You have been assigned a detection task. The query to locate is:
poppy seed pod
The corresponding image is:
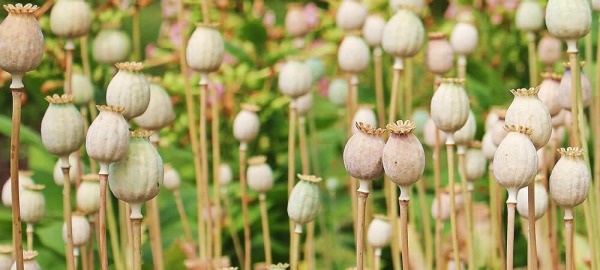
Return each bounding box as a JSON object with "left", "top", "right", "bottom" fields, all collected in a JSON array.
[
  {"left": 287, "top": 174, "right": 321, "bottom": 227},
  {"left": 515, "top": 0, "right": 544, "bottom": 32},
  {"left": 163, "top": 165, "right": 181, "bottom": 192},
  {"left": 0, "top": 245, "right": 13, "bottom": 269},
  {"left": 338, "top": 35, "right": 370, "bottom": 74},
  {"left": 50, "top": 0, "right": 92, "bottom": 38},
  {"left": 425, "top": 32, "right": 454, "bottom": 75},
  {"left": 106, "top": 62, "right": 150, "bottom": 120},
  {"left": 63, "top": 212, "right": 90, "bottom": 247},
  {"left": 186, "top": 24, "right": 224, "bottom": 74},
  {"left": 490, "top": 111, "right": 507, "bottom": 146},
  {"left": 382, "top": 120, "right": 426, "bottom": 200},
  {"left": 219, "top": 163, "right": 233, "bottom": 186},
  {"left": 482, "top": 133, "right": 497, "bottom": 160},
  {"left": 546, "top": 0, "right": 591, "bottom": 49},
  {"left": 559, "top": 64, "right": 592, "bottom": 109},
  {"left": 516, "top": 180, "right": 548, "bottom": 220},
  {"left": 431, "top": 189, "right": 464, "bottom": 221},
  {"left": 11, "top": 250, "right": 40, "bottom": 270},
  {"left": 538, "top": 73, "right": 562, "bottom": 116},
  {"left": 423, "top": 117, "right": 447, "bottom": 149},
  {"left": 336, "top": 0, "right": 367, "bottom": 32},
  {"left": 493, "top": 126, "right": 538, "bottom": 203},
  {"left": 247, "top": 156, "right": 274, "bottom": 194},
  {"left": 86, "top": 105, "right": 130, "bottom": 174},
  {"left": 390, "top": 0, "right": 425, "bottom": 13},
  {"left": 382, "top": 8, "right": 425, "bottom": 59},
  {"left": 465, "top": 147, "right": 486, "bottom": 184},
  {"left": 537, "top": 34, "right": 562, "bottom": 66},
  {"left": 0, "top": 4, "right": 44, "bottom": 88},
  {"left": 551, "top": 110, "right": 568, "bottom": 129},
  {"left": 367, "top": 215, "right": 392, "bottom": 249},
  {"left": 278, "top": 60, "right": 312, "bottom": 99},
  {"left": 133, "top": 79, "right": 175, "bottom": 130},
  {"left": 351, "top": 106, "right": 377, "bottom": 134},
  {"left": 328, "top": 79, "right": 348, "bottom": 107},
  {"left": 549, "top": 147, "right": 590, "bottom": 211},
  {"left": 20, "top": 184, "right": 45, "bottom": 224},
  {"left": 450, "top": 21, "right": 478, "bottom": 56},
  {"left": 41, "top": 95, "right": 85, "bottom": 156},
  {"left": 92, "top": 26, "right": 131, "bottom": 64},
  {"left": 2, "top": 171, "right": 34, "bottom": 207},
  {"left": 71, "top": 72, "right": 94, "bottom": 106},
  {"left": 485, "top": 109, "right": 500, "bottom": 131},
  {"left": 343, "top": 122, "right": 385, "bottom": 183},
  {"left": 53, "top": 155, "right": 80, "bottom": 186},
  {"left": 430, "top": 78, "right": 470, "bottom": 136},
  {"left": 285, "top": 4, "right": 308, "bottom": 38},
  {"left": 76, "top": 174, "right": 100, "bottom": 214},
  {"left": 362, "top": 15, "right": 385, "bottom": 47},
  {"left": 233, "top": 104, "right": 260, "bottom": 144},
  {"left": 295, "top": 92, "right": 313, "bottom": 117},
  {"left": 454, "top": 110, "right": 476, "bottom": 149},
  {"left": 505, "top": 87, "right": 552, "bottom": 150}
]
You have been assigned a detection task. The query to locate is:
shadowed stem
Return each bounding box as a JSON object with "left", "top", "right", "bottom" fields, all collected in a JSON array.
[
  {"left": 259, "top": 194, "right": 272, "bottom": 266},
  {"left": 10, "top": 87, "right": 24, "bottom": 270},
  {"left": 199, "top": 80, "right": 213, "bottom": 261},
  {"left": 62, "top": 163, "right": 76, "bottom": 270},
  {"left": 400, "top": 198, "right": 410, "bottom": 270},
  {"left": 527, "top": 32, "right": 538, "bottom": 87},
  {"left": 239, "top": 144, "right": 251, "bottom": 270},
  {"left": 291, "top": 225, "right": 302, "bottom": 270},
  {"left": 88, "top": 214, "right": 96, "bottom": 270},
  {"left": 433, "top": 76, "right": 443, "bottom": 270},
  {"left": 489, "top": 165, "right": 501, "bottom": 269},
  {"left": 174, "top": 190, "right": 194, "bottom": 240},
  {"left": 564, "top": 209, "right": 574, "bottom": 270},
  {"left": 374, "top": 47, "right": 385, "bottom": 127},
  {"left": 356, "top": 184, "right": 369, "bottom": 270},
  {"left": 527, "top": 183, "right": 538, "bottom": 270},
  {"left": 26, "top": 224, "right": 33, "bottom": 251},
  {"left": 211, "top": 82, "right": 223, "bottom": 263},
  {"left": 99, "top": 173, "right": 108, "bottom": 270},
  {"left": 288, "top": 102, "right": 297, "bottom": 264},
  {"left": 146, "top": 197, "right": 163, "bottom": 270},
  {"left": 222, "top": 190, "right": 244, "bottom": 266},
  {"left": 131, "top": 217, "right": 142, "bottom": 270},
  {"left": 446, "top": 138, "right": 460, "bottom": 267},
  {"left": 416, "top": 179, "right": 432, "bottom": 270},
  {"left": 457, "top": 150, "right": 474, "bottom": 270},
  {"left": 507, "top": 201, "right": 516, "bottom": 270}
]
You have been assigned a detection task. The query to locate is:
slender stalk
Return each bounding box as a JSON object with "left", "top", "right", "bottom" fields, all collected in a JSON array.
[
  {"left": 198, "top": 80, "right": 213, "bottom": 261},
  {"left": 80, "top": 36, "right": 91, "bottom": 78},
  {"left": 146, "top": 197, "right": 163, "bottom": 270},
  {"left": 489, "top": 165, "right": 499, "bottom": 269},
  {"left": 299, "top": 116, "right": 315, "bottom": 269},
  {"left": 433, "top": 90, "right": 443, "bottom": 270},
  {"left": 201, "top": 0, "right": 209, "bottom": 23},
  {"left": 131, "top": 217, "right": 142, "bottom": 270},
  {"left": 349, "top": 75, "right": 359, "bottom": 244},
  {"left": 26, "top": 224, "right": 33, "bottom": 251},
  {"left": 288, "top": 102, "right": 297, "bottom": 265},
  {"left": 595, "top": 19, "right": 600, "bottom": 237},
  {"left": 107, "top": 182, "right": 124, "bottom": 270},
  {"left": 118, "top": 201, "right": 129, "bottom": 269},
  {"left": 259, "top": 194, "right": 272, "bottom": 266},
  {"left": 446, "top": 138, "right": 461, "bottom": 266},
  {"left": 527, "top": 32, "right": 538, "bottom": 87},
  {"left": 374, "top": 248, "right": 382, "bottom": 270},
  {"left": 568, "top": 51, "right": 582, "bottom": 147},
  {"left": 10, "top": 88, "right": 24, "bottom": 269},
  {"left": 527, "top": 183, "right": 538, "bottom": 270},
  {"left": 583, "top": 200, "right": 597, "bottom": 270},
  {"left": 416, "top": 179, "right": 432, "bottom": 270},
  {"left": 458, "top": 55, "right": 467, "bottom": 82},
  {"left": 74, "top": 249, "right": 79, "bottom": 270},
  {"left": 404, "top": 58, "right": 412, "bottom": 118},
  {"left": 388, "top": 60, "right": 403, "bottom": 270},
  {"left": 65, "top": 40, "right": 74, "bottom": 96},
  {"left": 132, "top": 7, "right": 141, "bottom": 62},
  {"left": 81, "top": 245, "right": 88, "bottom": 270},
  {"left": 388, "top": 61, "right": 403, "bottom": 123},
  {"left": 400, "top": 199, "right": 410, "bottom": 270},
  {"left": 305, "top": 222, "right": 315, "bottom": 269},
  {"left": 565, "top": 209, "right": 574, "bottom": 270},
  {"left": 98, "top": 172, "right": 109, "bottom": 270},
  {"left": 126, "top": 204, "right": 133, "bottom": 269},
  {"left": 373, "top": 47, "right": 385, "bottom": 127},
  {"left": 239, "top": 144, "right": 251, "bottom": 270},
  {"left": 88, "top": 215, "right": 96, "bottom": 270},
  {"left": 356, "top": 182, "right": 369, "bottom": 270},
  {"left": 174, "top": 190, "right": 194, "bottom": 240},
  {"left": 549, "top": 137, "right": 559, "bottom": 270},
  {"left": 291, "top": 225, "right": 302, "bottom": 270},
  {"left": 222, "top": 191, "right": 244, "bottom": 266},
  {"left": 211, "top": 81, "right": 223, "bottom": 264},
  {"left": 457, "top": 150, "right": 474, "bottom": 270},
  {"left": 507, "top": 202, "right": 516, "bottom": 270},
  {"left": 62, "top": 162, "right": 76, "bottom": 270}
]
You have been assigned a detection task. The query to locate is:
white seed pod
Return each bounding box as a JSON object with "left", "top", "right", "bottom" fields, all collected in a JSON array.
[
  {"left": 328, "top": 79, "right": 348, "bottom": 107},
  {"left": 537, "top": 35, "right": 562, "bottom": 66},
  {"left": 163, "top": 165, "right": 181, "bottom": 192},
  {"left": 485, "top": 109, "right": 500, "bottom": 131},
  {"left": 41, "top": 95, "right": 85, "bottom": 156},
  {"left": 76, "top": 174, "right": 100, "bottom": 214},
  {"left": 367, "top": 215, "right": 392, "bottom": 249},
  {"left": 2, "top": 171, "right": 35, "bottom": 207},
  {"left": 351, "top": 106, "right": 377, "bottom": 134},
  {"left": 430, "top": 79, "right": 470, "bottom": 135},
  {"left": 546, "top": 0, "right": 591, "bottom": 43},
  {"left": 219, "top": 163, "right": 233, "bottom": 186},
  {"left": 423, "top": 117, "right": 447, "bottom": 148},
  {"left": 233, "top": 104, "right": 260, "bottom": 144},
  {"left": 92, "top": 26, "right": 131, "bottom": 64},
  {"left": 53, "top": 154, "right": 81, "bottom": 186},
  {"left": 431, "top": 189, "right": 464, "bottom": 221},
  {"left": 133, "top": 80, "right": 175, "bottom": 130},
  {"left": 538, "top": 73, "right": 562, "bottom": 117},
  {"left": 106, "top": 62, "right": 150, "bottom": 120},
  {"left": 109, "top": 130, "right": 163, "bottom": 219},
  {"left": 11, "top": 250, "right": 40, "bottom": 270},
  {"left": 381, "top": 9, "right": 425, "bottom": 59},
  {"left": 0, "top": 245, "right": 13, "bottom": 270},
  {"left": 505, "top": 87, "right": 552, "bottom": 150},
  {"left": 551, "top": 109, "right": 567, "bottom": 128},
  {"left": 382, "top": 121, "right": 425, "bottom": 199},
  {"left": 336, "top": 0, "right": 367, "bottom": 32},
  {"left": 86, "top": 105, "right": 130, "bottom": 173},
  {"left": 50, "top": 0, "right": 92, "bottom": 38},
  {"left": 71, "top": 72, "right": 94, "bottom": 106},
  {"left": 338, "top": 35, "right": 370, "bottom": 74},
  {"left": 0, "top": 4, "right": 45, "bottom": 88},
  {"left": 278, "top": 60, "right": 312, "bottom": 99},
  {"left": 287, "top": 175, "right": 321, "bottom": 226},
  {"left": 247, "top": 156, "right": 274, "bottom": 194},
  {"left": 516, "top": 180, "right": 548, "bottom": 220},
  {"left": 482, "top": 132, "right": 497, "bottom": 160},
  {"left": 549, "top": 147, "right": 590, "bottom": 209},
  {"left": 390, "top": 0, "right": 425, "bottom": 13},
  {"left": 454, "top": 110, "right": 476, "bottom": 148},
  {"left": 493, "top": 126, "right": 538, "bottom": 203},
  {"left": 343, "top": 123, "right": 385, "bottom": 181},
  {"left": 285, "top": 4, "right": 308, "bottom": 38},
  {"left": 186, "top": 24, "right": 224, "bottom": 73},
  {"left": 450, "top": 21, "right": 478, "bottom": 56},
  {"left": 515, "top": 0, "right": 544, "bottom": 32},
  {"left": 425, "top": 32, "right": 454, "bottom": 75},
  {"left": 362, "top": 15, "right": 385, "bottom": 47},
  {"left": 490, "top": 115, "right": 507, "bottom": 146},
  {"left": 559, "top": 65, "right": 592, "bottom": 109},
  {"left": 20, "top": 184, "right": 45, "bottom": 224},
  {"left": 465, "top": 147, "right": 486, "bottom": 183},
  {"left": 63, "top": 212, "right": 90, "bottom": 247},
  {"left": 295, "top": 92, "right": 313, "bottom": 117}
]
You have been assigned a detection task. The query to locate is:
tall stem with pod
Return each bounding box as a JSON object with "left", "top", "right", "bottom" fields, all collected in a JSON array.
[{"left": 287, "top": 175, "right": 321, "bottom": 270}]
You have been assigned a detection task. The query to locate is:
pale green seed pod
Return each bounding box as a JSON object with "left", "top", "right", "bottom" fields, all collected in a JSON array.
[
  {"left": 133, "top": 79, "right": 175, "bottom": 130},
  {"left": 76, "top": 174, "right": 100, "bottom": 214},
  {"left": 546, "top": 0, "right": 591, "bottom": 46},
  {"left": 336, "top": 0, "right": 367, "bottom": 31},
  {"left": 482, "top": 132, "right": 497, "bottom": 160},
  {"left": 328, "top": 79, "right": 348, "bottom": 107},
  {"left": 287, "top": 175, "right": 321, "bottom": 227},
  {"left": 362, "top": 15, "right": 385, "bottom": 47},
  {"left": 465, "top": 147, "right": 486, "bottom": 184},
  {"left": 505, "top": 87, "right": 552, "bottom": 150},
  {"left": 338, "top": 35, "right": 370, "bottom": 74},
  {"left": 515, "top": 0, "right": 544, "bottom": 32},
  {"left": 106, "top": 62, "right": 150, "bottom": 120},
  {"left": 454, "top": 110, "right": 476, "bottom": 149},
  {"left": 516, "top": 179, "right": 548, "bottom": 220},
  {"left": 50, "top": 0, "right": 92, "bottom": 38},
  {"left": 86, "top": 105, "right": 130, "bottom": 173},
  {"left": 41, "top": 95, "right": 85, "bottom": 156},
  {"left": 450, "top": 21, "right": 478, "bottom": 56},
  {"left": 382, "top": 8, "right": 424, "bottom": 59},
  {"left": 186, "top": 24, "right": 224, "bottom": 74},
  {"left": 63, "top": 212, "right": 90, "bottom": 247},
  {"left": 295, "top": 92, "right": 313, "bottom": 117},
  {"left": 430, "top": 78, "right": 470, "bottom": 136},
  {"left": 71, "top": 72, "right": 94, "bottom": 106},
  {"left": 279, "top": 60, "right": 312, "bottom": 99},
  {"left": 93, "top": 26, "right": 131, "bottom": 64},
  {"left": 367, "top": 215, "right": 392, "bottom": 249},
  {"left": 550, "top": 147, "right": 590, "bottom": 210},
  {"left": 2, "top": 171, "right": 35, "bottom": 207},
  {"left": 233, "top": 104, "right": 260, "bottom": 144},
  {"left": 219, "top": 163, "right": 233, "bottom": 186},
  {"left": 20, "top": 184, "right": 45, "bottom": 224},
  {"left": 163, "top": 165, "right": 181, "bottom": 192},
  {"left": 247, "top": 156, "right": 274, "bottom": 194}
]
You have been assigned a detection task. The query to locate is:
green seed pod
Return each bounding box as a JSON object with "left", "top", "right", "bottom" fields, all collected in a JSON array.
[
  {"left": 287, "top": 175, "right": 321, "bottom": 227},
  {"left": 86, "top": 105, "right": 130, "bottom": 173},
  {"left": 186, "top": 24, "right": 224, "bottom": 74},
  {"left": 247, "top": 156, "right": 274, "bottom": 194},
  {"left": 106, "top": 62, "right": 150, "bottom": 120},
  {"left": 546, "top": 0, "right": 591, "bottom": 48},
  {"left": 71, "top": 72, "right": 94, "bottom": 106},
  {"left": 382, "top": 8, "right": 425, "bottom": 59},
  {"left": 2, "top": 171, "right": 34, "bottom": 207},
  {"left": 20, "top": 184, "right": 45, "bottom": 224},
  {"left": 76, "top": 174, "right": 100, "bottom": 214},
  {"left": 336, "top": 0, "right": 367, "bottom": 31},
  {"left": 63, "top": 212, "right": 90, "bottom": 247},
  {"left": 41, "top": 95, "right": 85, "bottom": 156},
  {"left": 430, "top": 78, "right": 470, "bottom": 136},
  {"left": 92, "top": 25, "right": 130, "bottom": 64},
  {"left": 279, "top": 60, "right": 312, "bottom": 99},
  {"left": 50, "top": 0, "right": 92, "bottom": 38},
  {"left": 133, "top": 78, "right": 175, "bottom": 130}
]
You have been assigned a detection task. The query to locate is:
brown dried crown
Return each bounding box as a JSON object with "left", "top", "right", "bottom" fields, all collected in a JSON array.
[
  {"left": 540, "top": 72, "right": 562, "bottom": 81},
  {"left": 3, "top": 3, "right": 38, "bottom": 14},
  {"left": 146, "top": 76, "right": 161, "bottom": 84},
  {"left": 495, "top": 109, "right": 507, "bottom": 120},
  {"left": 428, "top": 32, "right": 447, "bottom": 39},
  {"left": 509, "top": 86, "right": 540, "bottom": 96},
  {"left": 558, "top": 147, "right": 585, "bottom": 157},
  {"left": 72, "top": 210, "right": 87, "bottom": 216},
  {"left": 115, "top": 62, "right": 144, "bottom": 72},
  {"left": 22, "top": 250, "right": 38, "bottom": 260},
  {"left": 470, "top": 140, "right": 482, "bottom": 148},
  {"left": 248, "top": 155, "right": 267, "bottom": 166},
  {"left": 386, "top": 120, "right": 416, "bottom": 135},
  {"left": 81, "top": 174, "right": 99, "bottom": 182},
  {"left": 97, "top": 105, "right": 126, "bottom": 113},
  {"left": 45, "top": 94, "right": 74, "bottom": 104},
  {"left": 130, "top": 129, "right": 155, "bottom": 138},
  {"left": 356, "top": 122, "right": 385, "bottom": 136},
  {"left": 241, "top": 103, "right": 260, "bottom": 113},
  {"left": 270, "top": 263, "right": 290, "bottom": 269},
  {"left": 503, "top": 125, "right": 533, "bottom": 135},
  {"left": 23, "top": 184, "right": 45, "bottom": 191},
  {"left": 297, "top": 174, "right": 322, "bottom": 183},
  {"left": 440, "top": 78, "right": 465, "bottom": 85},
  {"left": 562, "top": 61, "right": 585, "bottom": 69}
]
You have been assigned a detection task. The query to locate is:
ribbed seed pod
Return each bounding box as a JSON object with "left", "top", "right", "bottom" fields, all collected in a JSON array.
[
  {"left": 0, "top": 245, "right": 13, "bottom": 270},
  {"left": 367, "top": 215, "right": 392, "bottom": 249},
  {"left": 482, "top": 133, "right": 497, "bottom": 160},
  {"left": 285, "top": 4, "right": 308, "bottom": 38},
  {"left": 0, "top": 4, "right": 44, "bottom": 88},
  {"left": 86, "top": 105, "right": 130, "bottom": 173},
  {"left": 106, "top": 62, "right": 150, "bottom": 120},
  {"left": 425, "top": 32, "right": 454, "bottom": 75},
  {"left": 2, "top": 171, "right": 34, "bottom": 207},
  {"left": 92, "top": 25, "right": 131, "bottom": 64},
  {"left": 546, "top": 0, "right": 591, "bottom": 42},
  {"left": 53, "top": 154, "right": 80, "bottom": 186},
  {"left": 537, "top": 34, "right": 562, "bottom": 66},
  {"left": 423, "top": 117, "right": 447, "bottom": 148},
  {"left": 10, "top": 250, "right": 40, "bottom": 270},
  {"left": 63, "top": 212, "right": 90, "bottom": 247},
  {"left": 247, "top": 156, "right": 274, "bottom": 194},
  {"left": 454, "top": 110, "right": 476, "bottom": 149},
  {"left": 133, "top": 79, "right": 175, "bottom": 130},
  {"left": 186, "top": 24, "right": 224, "bottom": 73},
  {"left": 219, "top": 163, "right": 233, "bottom": 186},
  {"left": 295, "top": 92, "right": 313, "bottom": 117},
  {"left": 431, "top": 189, "right": 464, "bottom": 221},
  {"left": 493, "top": 126, "right": 538, "bottom": 202},
  {"left": 278, "top": 60, "right": 312, "bottom": 99},
  {"left": 338, "top": 35, "right": 370, "bottom": 74},
  {"left": 336, "top": 0, "right": 367, "bottom": 32},
  {"left": 163, "top": 165, "right": 181, "bottom": 192},
  {"left": 76, "top": 174, "right": 100, "bottom": 214},
  {"left": 362, "top": 15, "right": 385, "bottom": 47},
  {"left": 382, "top": 8, "right": 425, "bottom": 59},
  {"left": 559, "top": 64, "right": 592, "bottom": 109},
  {"left": 71, "top": 72, "right": 94, "bottom": 106},
  {"left": 549, "top": 147, "right": 590, "bottom": 209},
  {"left": 287, "top": 175, "right": 321, "bottom": 226},
  {"left": 538, "top": 73, "right": 562, "bottom": 116},
  {"left": 383, "top": 120, "right": 425, "bottom": 199},
  {"left": 41, "top": 95, "right": 85, "bottom": 156},
  {"left": 516, "top": 179, "right": 548, "bottom": 220},
  {"left": 351, "top": 106, "right": 377, "bottom": 134},
  {"left": 389, "top": 0, "right": 425, "bottom": 13},
  {"left": 430, "top": 78, "right": 470, "bottom": 136},
  {"left": 233, "top": 104, "right": 260, "bottom": 144},
  {"left": 343, "top": 122, "right": 385, "bottom": 182},
  {"left": 20, "top": 184, "right": 45, "bottom": 224},
  {"left": 515, "top": 0, "right": 544, "bottom": 32},
  {"left": 505, "top": 87, "right": 552, "bottom": 150},
  {"left": 328, "top": 79, "right": 348, "bottom": 107},
  {"left": 50, "top": 0, "right": 92, "bottom": 38},
  {"left": 465, "top": 147, "right": 486, "bottom": 183},
  {"left": 450, "top": 21, "right": 478, "bottom": 56},
  {"left": 109, "top": 130, "right": 163, "bottom": 219}
]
